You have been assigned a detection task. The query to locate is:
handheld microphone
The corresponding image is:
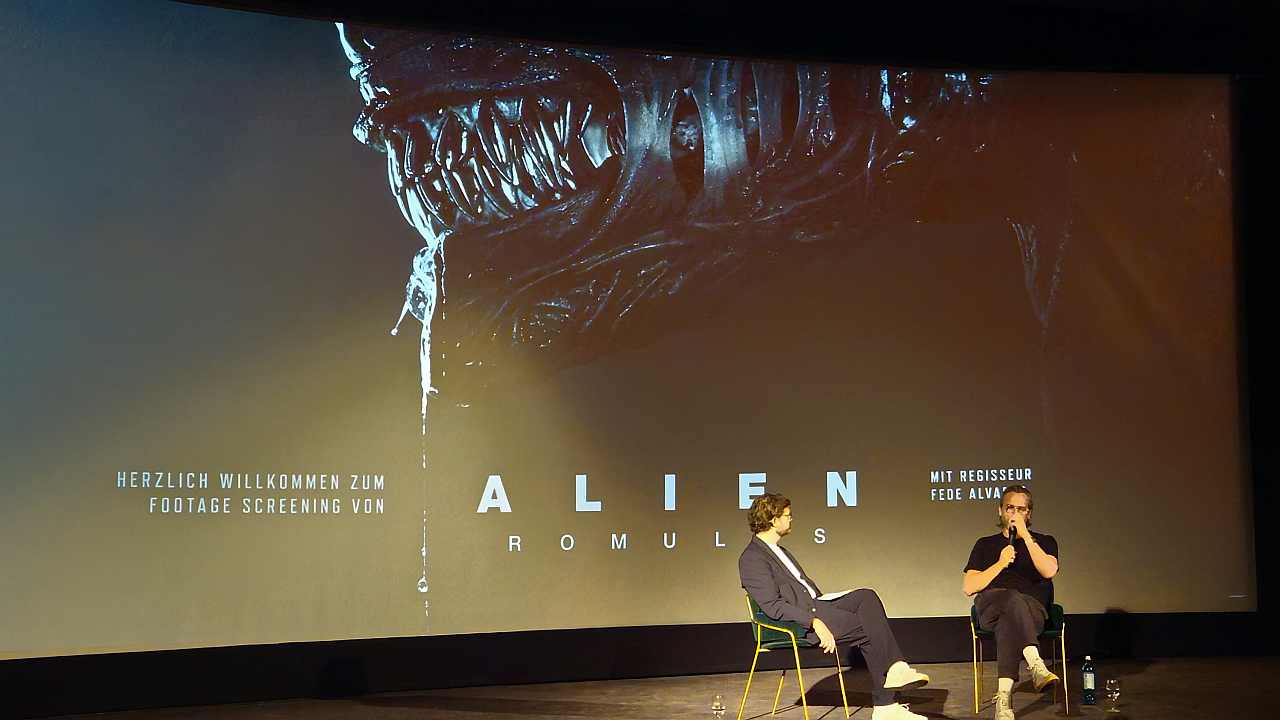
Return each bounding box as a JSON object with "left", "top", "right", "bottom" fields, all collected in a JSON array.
[{"left": 1009, "top": 524, "right": 1018, "bottom": 544}]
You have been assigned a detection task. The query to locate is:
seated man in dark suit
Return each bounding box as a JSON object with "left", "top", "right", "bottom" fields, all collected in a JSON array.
[
  {"left": 962, "top": 484, "right": 1059, "bottom": 720},
  {"left": 739, "top": 492, "right": 930, "bottom": 720}
]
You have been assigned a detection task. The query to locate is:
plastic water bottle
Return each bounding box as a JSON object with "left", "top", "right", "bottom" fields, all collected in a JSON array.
[
  {"left": 711, "top": 694, "right": 726, "bottom": 718},
  {"left": 1081, "top": 655, "right": 1097, "bottom": 705}
]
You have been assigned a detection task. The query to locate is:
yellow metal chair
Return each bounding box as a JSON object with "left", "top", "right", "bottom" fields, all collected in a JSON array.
[
  {"left": 969, "top": 602, "right": 1068, "bottom": 715},
  {"left": 737, "top": 594, "right": 852, "bottom": 720}
]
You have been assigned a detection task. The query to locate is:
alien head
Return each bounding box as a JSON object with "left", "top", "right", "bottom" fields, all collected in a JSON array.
[{"left": 337, "top": 24, "right": 991, "bottom": 402}]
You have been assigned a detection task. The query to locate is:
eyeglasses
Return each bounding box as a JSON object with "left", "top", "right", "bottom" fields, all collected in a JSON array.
[{"left": 1003, "top": 505, "right": 1029, "bottom": 514}]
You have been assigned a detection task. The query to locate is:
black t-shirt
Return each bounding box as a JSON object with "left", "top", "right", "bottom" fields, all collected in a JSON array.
[{"left": 964, "top": 530, "right": 1058, "bottom": 610}]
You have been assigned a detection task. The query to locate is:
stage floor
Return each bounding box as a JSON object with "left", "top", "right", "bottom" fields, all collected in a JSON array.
[{"left": 51, "top": 656, "right": 1275, "bottom": 719}]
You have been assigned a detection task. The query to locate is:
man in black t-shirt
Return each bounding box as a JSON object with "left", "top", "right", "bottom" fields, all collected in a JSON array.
[{"left": 963, "top": 485, "right": 1060, "bottom": 720}]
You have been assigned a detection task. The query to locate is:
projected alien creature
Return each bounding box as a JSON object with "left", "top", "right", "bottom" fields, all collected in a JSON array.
[
  {"left": 333, "top": 26, "right": 1077, "bottom": 406},
  {"left": 335, "top": 26, "right": 1072, "bottom": 600}
]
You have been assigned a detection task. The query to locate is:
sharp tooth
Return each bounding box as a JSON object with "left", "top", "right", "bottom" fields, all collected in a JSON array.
[
  {"left": 492, "top": 120, "right": 513, "bottom": 166},
  {"left": 476, "top": 103, "right": 515, "bottom": 184},
  {"left": 453, "top": 100, "right": 481, "bottom": 131},
  {"left": 517, "top": 120, "right": 557, "bottom": 195},
  {"left": 422, "top": 175, "right": 457, "bottom": 227},
  {"left": 464, "top": 167, "right": 485, "bottom": 216},
  {"left": 563, "top": 101, "right": 597, "bottom": 177},
  {"left": 537, "top": 115, "right": 559, "bottom": 158},
  {"left": 520, "top": 147, "right": 552, "bottom": 197},
  {"left": 473, "top": 159, "right": 512, "bottom": 219},
  {"left": 403, "top": 125, "right": 421, "bottom": 179},
  {"left": 443, "top": 165, "right": 482, "bottom": 220},
  {"left": 406, "top": 119, "right": 446, "bottom": 180},
  {"left": 410, "top": 179, "right": 446, "bottom": 226},
  {"left": 500, "top": 177, "right": 518, "bottom": 205},
  {"left": 460, "top": 162, "right": 485, "bottom": 216},
  {"left": 579, "top": 112, "right": 613, "bottom": 169},
  {"left": 538, "top": 117, "right": 567, "bottom": 188},
  {"left": 473, "top": 159, "right": 515, "bottom": 218},
  {"left": 504, "top": 148, "right": 525, "bottom": 194},
  {"left": 570, "top": 97, "right": 592, "bottom": 141},
  {"left": 434, "top": 112, "right": 463, "bottom": 170},
  {"left": 508, "top": 132, "right": 546, "bottom": 197},
  {"left": 556, "top": 98, "right": 572, "bottom": 147},
  {"left": 494, "top": 96, "right": 521, "bottom": 124},
  {"left": 414, "top": 109, "right": 447, "bottom": 143},
  {"left": 458, "top": 124, "right": 471, "bottom": 161}
]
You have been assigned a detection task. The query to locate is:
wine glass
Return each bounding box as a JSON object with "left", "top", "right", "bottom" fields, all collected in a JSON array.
[
  {"left": 1104, "top": 678, "right": 1121, "bottom": 713},
  {"left": 711, "top": 693, "right": 726, "bottom": 718}
]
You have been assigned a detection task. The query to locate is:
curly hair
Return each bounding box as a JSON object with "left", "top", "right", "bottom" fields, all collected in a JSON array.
[{"left": 748, "top": 492, "right": 791, "bottom": 533}]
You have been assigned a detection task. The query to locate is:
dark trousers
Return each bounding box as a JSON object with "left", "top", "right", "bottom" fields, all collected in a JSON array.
[
  {"left": 975, "top": 587, "right": 1048, "bottom": 681},
  {"left": 814, "top": 588, "right": 906, "bottom": 706}
]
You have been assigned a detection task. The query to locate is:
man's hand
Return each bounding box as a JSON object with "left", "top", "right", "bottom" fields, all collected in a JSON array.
[
  {"left": 998, "top": 544, "right": 1016, "bottom": 568},
  {"left": 813, "top": 617, "right": 837, "bottom": 654},
  {"left": 1009, "top": 516, "right": 1029, "bottom": 540}
]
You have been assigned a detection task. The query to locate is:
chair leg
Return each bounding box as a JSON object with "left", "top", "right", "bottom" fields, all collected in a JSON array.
[
  {"left": 771, "top": 670, "right": 786, "bottom": 716},
  {"left": 791, "top": 641, "right": 810, "bottom": 720},
  {"left": 835, "top": 648, "right": 850, "bottom": 718},
  {"left": 971, "top": 624, "right": 982, "bottom": 714},
  {"left": 973, "top": 640, "right": 979, "bottom": 714},
  {"left": 1060, "top": 624, "right": 1069, "bottom": 716},
  {"left": 1050, "top": 632, "right": 1059, "bottom": 707},
  {"left": 737, "top": 645, "right": 763, "bottom": 720},
  {"left": 981, "top": 638, "right": 987, "bottom": 709}
]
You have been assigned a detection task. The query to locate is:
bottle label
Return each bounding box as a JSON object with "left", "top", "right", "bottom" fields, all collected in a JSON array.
[{"left": 1083, "top": 672, "right": 1095, "bottom": 690}]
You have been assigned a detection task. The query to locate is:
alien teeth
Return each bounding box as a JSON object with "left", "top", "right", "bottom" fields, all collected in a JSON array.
[
  {"left": 382, "top": 90, "right": 623, "bottom": 241},
  {"left": 410, "top": 181, "right": 446, "bottom": 227}
]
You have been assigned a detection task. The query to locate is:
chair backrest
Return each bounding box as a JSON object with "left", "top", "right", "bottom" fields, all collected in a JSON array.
[
  {"left": 745, "top": 594, "right": 811, "bottom": 645},
  {"left": 1044, "top": 602, "right": 1065, "bottom": 634}
]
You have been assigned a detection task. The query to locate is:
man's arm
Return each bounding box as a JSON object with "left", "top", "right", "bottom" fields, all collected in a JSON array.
[
  {"left": 962, "top": 544, "right": 1016, "bottom": 596},
  {"left": 1007, "top": 517, "right": 1058, "bottom": 579},
  {"left": 1022, "top": 531, "right": 1059, "bottom": 579},
  {"left": 739, "top": 548, "right": 817, "bottom": 627}
]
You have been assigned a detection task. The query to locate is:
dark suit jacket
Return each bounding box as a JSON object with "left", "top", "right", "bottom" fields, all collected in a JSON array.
[{"left": 738, "top": 536, "right": 823, "bottom": 629}]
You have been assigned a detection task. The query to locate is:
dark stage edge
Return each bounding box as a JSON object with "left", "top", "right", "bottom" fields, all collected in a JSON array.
[{"left": 47, "top": 657, "right": 1278, "bottom": 719}]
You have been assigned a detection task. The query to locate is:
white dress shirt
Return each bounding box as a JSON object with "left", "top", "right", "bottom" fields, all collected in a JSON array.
[{"left": 763, "top": 539, "right": 818, "bottom": 599}]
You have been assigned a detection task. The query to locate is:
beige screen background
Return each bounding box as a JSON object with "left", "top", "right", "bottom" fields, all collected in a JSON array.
[{"left": 0, "top": 1, "right": 1248, "bottom": 660}]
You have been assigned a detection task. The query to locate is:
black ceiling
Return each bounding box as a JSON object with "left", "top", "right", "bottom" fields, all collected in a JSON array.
[{"left": 184, "top": 0, "right": 1272, "bottom": 74}]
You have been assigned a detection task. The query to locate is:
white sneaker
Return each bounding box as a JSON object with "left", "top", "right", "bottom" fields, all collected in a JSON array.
[
  {"left": 884, "top": 662, "right": 930, "bottom": 690},
  {"left": 871, "top": 701, "right": 927, "bottom": 720},
  {"left": 994, "top": 690, "right": 1015, "bottom": 720},
  {"left": 1029, "top": 660, "right": 1059, "bottom": 692}
]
